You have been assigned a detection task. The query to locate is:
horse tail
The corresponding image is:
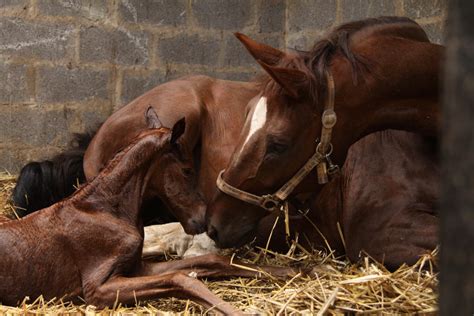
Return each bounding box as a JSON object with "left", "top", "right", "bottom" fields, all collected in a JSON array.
[{"left": 11, "top": 130, "right": 97, "bottom": 217}]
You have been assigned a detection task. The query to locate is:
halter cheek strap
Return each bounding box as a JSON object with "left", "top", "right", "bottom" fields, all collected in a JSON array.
[
  {"left": 216, "top": 70, "right": 339, "bottom": 213},
  {"left": 316, "top": 70, "right": 337, "bottom": 184}
]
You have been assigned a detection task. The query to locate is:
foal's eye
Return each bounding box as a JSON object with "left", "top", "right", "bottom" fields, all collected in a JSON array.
[{"left": 182, "top": 167, "right": 194, "bottom": 177}]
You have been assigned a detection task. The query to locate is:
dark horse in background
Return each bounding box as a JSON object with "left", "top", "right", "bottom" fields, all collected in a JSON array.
[{"left": 11, "top": 17, "right": 441, "bottom": 269}]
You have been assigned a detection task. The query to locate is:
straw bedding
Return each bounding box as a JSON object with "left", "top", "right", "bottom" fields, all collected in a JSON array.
[{"left": 0, "top": 171, "right": 438, "bottom": 314}]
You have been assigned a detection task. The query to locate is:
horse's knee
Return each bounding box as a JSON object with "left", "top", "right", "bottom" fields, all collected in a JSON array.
[
  {"left": 85, "top": 287, "right": 115, "bottom": 308},
  {"left": 169, "top": 272, "right": 196, "bottom": 288}
]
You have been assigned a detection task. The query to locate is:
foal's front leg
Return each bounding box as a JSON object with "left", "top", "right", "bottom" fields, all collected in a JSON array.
[
  {"left": 140, "top": 254, "right": 299, "bottom": 279},
  {"left": 87, "top": 272, "right": 240, "bottom": 315}
]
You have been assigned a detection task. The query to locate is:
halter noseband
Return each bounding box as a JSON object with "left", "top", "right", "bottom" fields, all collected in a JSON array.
[{"left": 216, "top": 71, "right": 339, "bottom": 213}]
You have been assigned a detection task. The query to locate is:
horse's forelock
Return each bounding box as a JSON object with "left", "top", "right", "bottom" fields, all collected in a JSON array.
[{"left": 258, "top": 55, "right": 318, "bottom": 106}]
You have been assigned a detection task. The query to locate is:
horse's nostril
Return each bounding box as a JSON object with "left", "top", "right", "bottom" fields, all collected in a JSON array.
[{"left": 207, "top": 225, "right": 218, "bottom": 242}]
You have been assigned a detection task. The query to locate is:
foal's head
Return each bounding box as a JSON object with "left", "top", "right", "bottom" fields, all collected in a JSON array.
[{"left": 144, "top": 109, "right": 206, "bottom": 235}]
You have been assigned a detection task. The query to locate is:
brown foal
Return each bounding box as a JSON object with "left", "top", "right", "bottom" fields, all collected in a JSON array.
[{"left": 0, "top": 110, "right": 294, "bottom": 313}]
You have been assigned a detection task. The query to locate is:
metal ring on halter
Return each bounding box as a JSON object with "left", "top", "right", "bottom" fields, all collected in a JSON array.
[
  {"left": 315, "top": 142, "right": 333, "bottom": 156},
  {"left": 260, "top": 194, "right": 282, "bottom": 211}
]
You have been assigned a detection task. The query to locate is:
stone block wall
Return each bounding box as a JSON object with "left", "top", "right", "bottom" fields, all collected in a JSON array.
[{"left": 0, "top": 0, "right": 447, "bottom": 172}]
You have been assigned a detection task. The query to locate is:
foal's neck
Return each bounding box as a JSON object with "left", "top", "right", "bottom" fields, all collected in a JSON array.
[{"left": 72, "top": 132, "right": 164, "bottom": 225}]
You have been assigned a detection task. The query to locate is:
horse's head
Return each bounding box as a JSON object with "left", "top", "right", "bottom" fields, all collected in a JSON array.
[
  {"left": 206, "top": 34, "right": 331, "bottom": 248},
  {"left": 145, "top": 108, "right": 207, "bottom": 235}
]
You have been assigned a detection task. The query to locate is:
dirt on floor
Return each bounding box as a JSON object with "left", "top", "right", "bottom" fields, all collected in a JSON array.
[{"left": 0, "top": 172, "right": 438, "bottom": 315}]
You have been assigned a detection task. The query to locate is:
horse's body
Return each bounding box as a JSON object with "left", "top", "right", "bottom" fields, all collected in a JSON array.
[
  {"left": 292, "top": 131, "right": 439, "bottom": 269},
  {"left": 84, "top": 75, "right": 258, "bottom": 204},
  {"left": 0, "top": 117, "right": 294, "bottom": 312},
  {"left": 13, "top": 76, "right": 258, "bottom": 233},
  {"left": 83, "top": 75, "right": 258, "bottom": 234},
  {"left": 206, "top": 17, "right": 442, "bottom": 268}
]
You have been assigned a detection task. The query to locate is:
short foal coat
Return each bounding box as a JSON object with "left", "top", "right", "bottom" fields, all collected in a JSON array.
[{"left": 1, "top": 126, "right": 298, "bottom": 313}]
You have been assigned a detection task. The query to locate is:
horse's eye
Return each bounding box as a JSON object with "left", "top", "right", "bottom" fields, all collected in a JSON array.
[{"left": 266, "top": 141, "right": 289, "bottom": 155}]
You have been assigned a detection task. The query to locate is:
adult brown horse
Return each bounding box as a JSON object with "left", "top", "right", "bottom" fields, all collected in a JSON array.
[
  {"left": 1, "top": 111, "right": 295, "bottom": 313},
  {"left": 248, "top": 130, "right": 439, "bottom": 270},
  {"left": 207, "top": 17, "right": 442, "bottom": 268},
  {"left": 83, "top": 76, "right": 259, "bottom": 234},
  {"left": 12, "top": 76, "right": 258, "bottom": 234}
]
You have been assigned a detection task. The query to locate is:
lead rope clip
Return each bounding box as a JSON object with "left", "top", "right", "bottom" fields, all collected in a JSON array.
[{"left": 326, "top": 154, "right": 340, "bottom": 176}]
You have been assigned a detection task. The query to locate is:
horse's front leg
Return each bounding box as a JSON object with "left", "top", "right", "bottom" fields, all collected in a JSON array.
[
  {"left": 140, "top": 253, "right": 299, "bottom": 280},
  {"left": 345, "top": 207, "right": 439, "bottom": 270},
  {"left": 87, "top": 272, "right": 241, "bottom": 315}
]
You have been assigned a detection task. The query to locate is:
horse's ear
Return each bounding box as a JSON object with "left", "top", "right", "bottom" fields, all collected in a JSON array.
[
  {"left": 234, "top": 32, "right": 284, "bottom": 65},
  {"left": 171, "top": 118, "right": 186, "bottom": 145},
  {"left": 145, "top": 106, "right": 163, "bottom": 129},
  {"left": 257, "top": 60, "right": 309, "bottom": 99}
]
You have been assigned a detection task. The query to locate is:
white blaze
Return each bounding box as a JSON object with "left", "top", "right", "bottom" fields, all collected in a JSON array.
[{"left": 242, "top": 97, "right": 268, "bottom": 150}]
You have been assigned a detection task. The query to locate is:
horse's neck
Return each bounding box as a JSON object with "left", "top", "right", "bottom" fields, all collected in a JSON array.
[
  {"left": 198, "top": 81, "right": 259, "bottom": 200},
  {"left": 331, "top": 37, "right": 442, "bottom": 165},
  {"left": 72, "top": 134, "right": 160, "bottom": 224},
  {"left": 201, "top": 81, "right": 259, "bottom": 145},
  {"left": 362, "top": 37, "right": 442, "bottom": 134}
]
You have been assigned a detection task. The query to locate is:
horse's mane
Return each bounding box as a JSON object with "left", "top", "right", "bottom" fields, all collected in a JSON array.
[
  {"left": 262, "top": 16, "right": 420, "bottom": 107},
  {"left": 309, "top": 16, "right": 420, "bottom": 101}
]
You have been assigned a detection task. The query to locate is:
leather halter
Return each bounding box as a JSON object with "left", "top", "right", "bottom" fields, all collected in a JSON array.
[{"left": 216, "top": 71, "right": 338, "bottom": 213}]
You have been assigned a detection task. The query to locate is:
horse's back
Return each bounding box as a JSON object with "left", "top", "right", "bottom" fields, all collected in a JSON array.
[
  {"left": 84, "top": 75, "right": 233, "bottom": 180},
  {"left": 84, "top": 75, "right": 258, "bottom": 202}
]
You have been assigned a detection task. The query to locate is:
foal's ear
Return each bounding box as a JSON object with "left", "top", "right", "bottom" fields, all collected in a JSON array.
[
  {"left": 171, "top": 118, "right": 186, "bottom": 145},
  {"left": 235, "top": 33, "right": 284, "bottom": 65},
  {"left": 257, "top": 60, "right": 309, "bottom": 99},
  {"left": 145, "top": 106, "right": 163, "bottom": 129}
]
